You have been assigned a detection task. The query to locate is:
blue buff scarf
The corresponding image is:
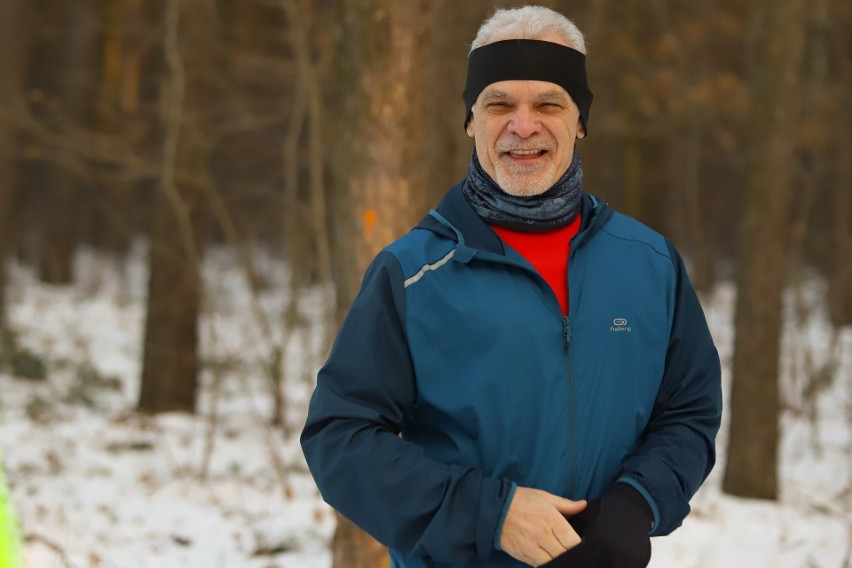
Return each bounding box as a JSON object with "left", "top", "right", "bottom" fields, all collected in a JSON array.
[{"left": 462, "top": 149, "right": 586, "bottom": 231}]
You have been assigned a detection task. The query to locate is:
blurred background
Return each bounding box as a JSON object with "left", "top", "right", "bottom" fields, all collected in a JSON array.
[
  {"left": 0, "top": 0, "right": 850, "bottom": 567},
  {"left": 1, "top": 0, "right": 850, "bottom": 308}
]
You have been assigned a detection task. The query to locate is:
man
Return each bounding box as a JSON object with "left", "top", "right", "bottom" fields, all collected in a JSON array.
[{"left": 302, "top": 6, "right": 722, "bottom": 568}]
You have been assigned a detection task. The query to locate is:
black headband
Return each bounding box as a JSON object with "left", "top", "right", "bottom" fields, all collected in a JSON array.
[{"left": 462, "top": 39, "right": 593, "bottom": 134}]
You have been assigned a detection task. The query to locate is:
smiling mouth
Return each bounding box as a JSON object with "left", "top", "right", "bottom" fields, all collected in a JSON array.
[{"left": 504, "top": 149, "right": 548, "bottom": 159}]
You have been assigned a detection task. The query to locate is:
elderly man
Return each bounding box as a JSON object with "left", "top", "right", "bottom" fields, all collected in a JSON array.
[{"left": 302, "top": 6, "right": 722, "bottom": 568}]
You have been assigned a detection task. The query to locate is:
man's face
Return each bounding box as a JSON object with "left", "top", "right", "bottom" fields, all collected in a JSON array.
[{"left": 466, "top": 79, "right": 585, "bottom": 197}]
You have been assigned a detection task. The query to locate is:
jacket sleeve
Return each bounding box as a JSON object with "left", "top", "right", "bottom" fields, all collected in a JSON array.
[
  {"left": 300, "top": 251, "right": 514, "bottom": 563},
  {"left": 616, "top": 240, "right": 723, "bottom": 536}
]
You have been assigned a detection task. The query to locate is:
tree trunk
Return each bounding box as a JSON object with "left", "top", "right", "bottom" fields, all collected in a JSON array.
[
  {"left": 0, "top": 184, "right": 9, "bottom": 322},
  {"left": 325, "top": 1, "right": 435, "bottom": 566},
  {"left": 417, "top": 2, "right": 487, "bottom": 206},
  {"left": 623, "top": 139, "right": 643, "bottom": 221},
  {"left": 0, "top": 1, "right": 30, "bottom": 321},
  {"left": 722, "top": 0, "right": 808, "bottom": 499},
  {"left": 281, "top": 0, "right": 334, "bottom": 303},
  {"left": 138, "top": 0, "right": 214, "bottom": 414},
  {"left": 662, "top": 0, "right": 714, "bottom": 292},
  {"left": 830, "top": 114, "right": 852, "bottom": 327},
  {"left": 827, "top": 0, "right": 852, "bottom": 327},
  {"left": 668, "top": 118, "right": 712, "bottom": 291},
  {"left": 328, "top": 0, "right": 431, "bottom": 315},
  {"left": 84, "top": 0, "right": 144, "bottom": 257},
  {"left": 36, "top": 0, "right": 100, "bottom": 285},
  {"left": 39, "top": 184, "right": 81, "bottom": 284},
  {"left": 332, "top": 512, "right": 394, "bottom": 568}
]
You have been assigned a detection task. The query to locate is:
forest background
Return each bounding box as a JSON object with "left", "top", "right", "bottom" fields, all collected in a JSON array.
[{"left": 0, "top": 0, "right": 850, "bottom": 566}]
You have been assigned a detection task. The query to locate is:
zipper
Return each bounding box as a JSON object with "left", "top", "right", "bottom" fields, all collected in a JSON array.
[
  {"left": 432, "top": 204, "right": 600, "bottom": 499},
  {"left": 428, "top": 197, "right": 607, "bottom": 501},
  {"left": 563, "top": 316, "right": 577, "bottom": 498},
  {"left": 479, "top": 242, "right": 580, "bottom": 499},
  {"left": 474, "top": 250, "right": 579, "bottom": 498},
  {"left": 562, "top": 317, "right": 572, "bottom": 347}
]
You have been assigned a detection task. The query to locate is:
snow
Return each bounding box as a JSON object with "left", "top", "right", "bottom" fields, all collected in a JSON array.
[{"left": 1, "top": 246, "right": 850, "bottom": 568}]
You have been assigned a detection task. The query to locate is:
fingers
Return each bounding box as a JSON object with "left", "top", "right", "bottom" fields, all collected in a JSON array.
[
  {"left": 546, "top": 494, "right": 587, "bottom": 516},
  {"left": 499, "top": 487, "right": 585, "bottom": 567},
  {"left": 551, "top": 521, "right": 582, "bottom": 551},
  {"left": 515, "top": 542, "right": 564, "bottom": 567}
]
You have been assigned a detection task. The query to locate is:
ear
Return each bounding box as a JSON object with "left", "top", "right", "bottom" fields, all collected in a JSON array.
[
  {"left": 465, "top": 116, "right": 475, "bottom": 138},
  {"left": 576, "top": 119, "right": 586, "bottom": 140}
]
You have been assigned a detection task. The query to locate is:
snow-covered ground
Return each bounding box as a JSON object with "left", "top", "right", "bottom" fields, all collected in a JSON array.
[{"left": 0, "top": 246, "right": 849, "bottom": 568}]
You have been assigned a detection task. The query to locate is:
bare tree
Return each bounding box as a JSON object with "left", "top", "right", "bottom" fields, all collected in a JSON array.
[
  {"left": 83, "top": 0, "right": 147, "bottom": 257},
  {"left": 417, "top": 2, "right": 490, "bottom": 205},
  {"left": 827, "top": 0, "right": 852, "bottom": 327},
  {"left": 328, "top": 0, "right": 433, "bottom": 313},
  {"left": 138, "top": 0, "right": 216, "bottom": 414},
  {"left": 324, "top": 1, "right": 442, "bottom": 565},
  {"left": 723, "top": 0, "right": 809, "bottom": 499},
  {"left": 34, "top": 1, "right": 102, "bottom": 285},
  {"left": 650, "top": 0, "right": 717, "bottom": 291},
  {"left": 0, "top": 1, "right": 30, "bottom": 322}
]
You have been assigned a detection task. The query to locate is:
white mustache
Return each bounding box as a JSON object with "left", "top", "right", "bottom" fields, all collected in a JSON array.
[{"left": 496, "top": 140, "right": 555, "bottom": 154}]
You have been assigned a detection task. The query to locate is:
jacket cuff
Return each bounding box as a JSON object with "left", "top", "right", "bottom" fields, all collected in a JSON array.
[{"left": 492, "top": 482, "right": 517, "bottom": 550}]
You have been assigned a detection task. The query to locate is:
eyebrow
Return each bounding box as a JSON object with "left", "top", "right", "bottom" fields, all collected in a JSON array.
[
  {"left": 480, "top": 88, "right": 570, "bottom": 103},
  {"left": 480, "top": 90, "right": 511, "bottom": 102},
  {"left": 536, "top": 90, "right": 570, "bottom": 102}
]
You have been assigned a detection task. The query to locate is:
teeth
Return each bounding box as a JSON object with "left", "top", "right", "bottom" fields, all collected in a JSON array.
[{"left": 510, "top": 149, "right": 542, "bottom": 156}]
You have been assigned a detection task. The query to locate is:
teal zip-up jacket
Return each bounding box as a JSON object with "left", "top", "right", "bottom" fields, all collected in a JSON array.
[{"left": 301, "top": 184, "right": 722, "bottom": 568}]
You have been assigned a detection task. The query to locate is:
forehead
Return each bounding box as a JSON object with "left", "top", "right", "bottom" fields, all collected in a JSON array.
[{"left": 477, "top": 80, "right": 574, "bottom": 104}]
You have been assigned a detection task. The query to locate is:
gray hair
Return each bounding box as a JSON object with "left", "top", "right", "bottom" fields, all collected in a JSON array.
[{"left": 470, "top": 5, "right": 586, "bottom": 54}]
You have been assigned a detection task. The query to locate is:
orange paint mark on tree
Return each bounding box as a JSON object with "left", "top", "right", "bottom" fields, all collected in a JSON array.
[{"left": 363, "top": 208, "right": 378, "bottom": 237}]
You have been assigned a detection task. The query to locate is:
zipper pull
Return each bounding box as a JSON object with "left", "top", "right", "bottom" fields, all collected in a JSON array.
[{"left": 563, "top": 318, "right": 572, "bottom": 347}]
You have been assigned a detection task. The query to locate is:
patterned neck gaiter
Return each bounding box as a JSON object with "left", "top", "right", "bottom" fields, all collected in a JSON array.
[{"left": 462, "top": 149, "right": 585, "bottom": 231}]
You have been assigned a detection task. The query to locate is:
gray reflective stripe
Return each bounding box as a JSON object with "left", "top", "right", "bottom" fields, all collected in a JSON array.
[{"left": 404, "top": 249, "right": 456, "bottom": 288}]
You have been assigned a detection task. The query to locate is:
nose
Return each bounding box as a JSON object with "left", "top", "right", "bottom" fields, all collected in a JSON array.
[{"left": 507, "top": 107, "right": 542, "bottom": 139}]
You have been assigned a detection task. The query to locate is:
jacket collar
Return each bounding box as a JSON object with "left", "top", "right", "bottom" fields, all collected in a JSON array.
[{"left": 415, "top": 182, "right": 612, "bottom": 255}]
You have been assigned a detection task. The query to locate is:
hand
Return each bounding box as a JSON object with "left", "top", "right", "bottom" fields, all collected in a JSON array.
[
  {"left": 499, "top": 486, "right": 587, "bottom": 566},
  {"left": 541, "top": 483, "right": 653, "bottom": 568}
]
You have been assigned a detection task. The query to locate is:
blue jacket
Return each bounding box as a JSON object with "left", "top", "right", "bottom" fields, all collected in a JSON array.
[{"left": 301, "top": 184, "right": 722, "bottom": 568}]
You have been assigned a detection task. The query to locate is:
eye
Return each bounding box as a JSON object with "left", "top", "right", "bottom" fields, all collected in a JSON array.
[{"left": 485, "top": 102, "right": 514, "bottom": 114}]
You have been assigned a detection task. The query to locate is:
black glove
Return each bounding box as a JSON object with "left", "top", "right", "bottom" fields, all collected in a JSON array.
[{"left": 541, "top": 483, "right": 653, "bottom": 568}]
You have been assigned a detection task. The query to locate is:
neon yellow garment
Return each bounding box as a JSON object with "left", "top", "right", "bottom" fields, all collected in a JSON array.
[{"left": 0, "top": 461, "right": 22, "bottom": 568}]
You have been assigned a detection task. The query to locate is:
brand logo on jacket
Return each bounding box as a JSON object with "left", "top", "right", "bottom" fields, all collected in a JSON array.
[{"left": 610, "top": 318, "right": 632, "bottom": 333}]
